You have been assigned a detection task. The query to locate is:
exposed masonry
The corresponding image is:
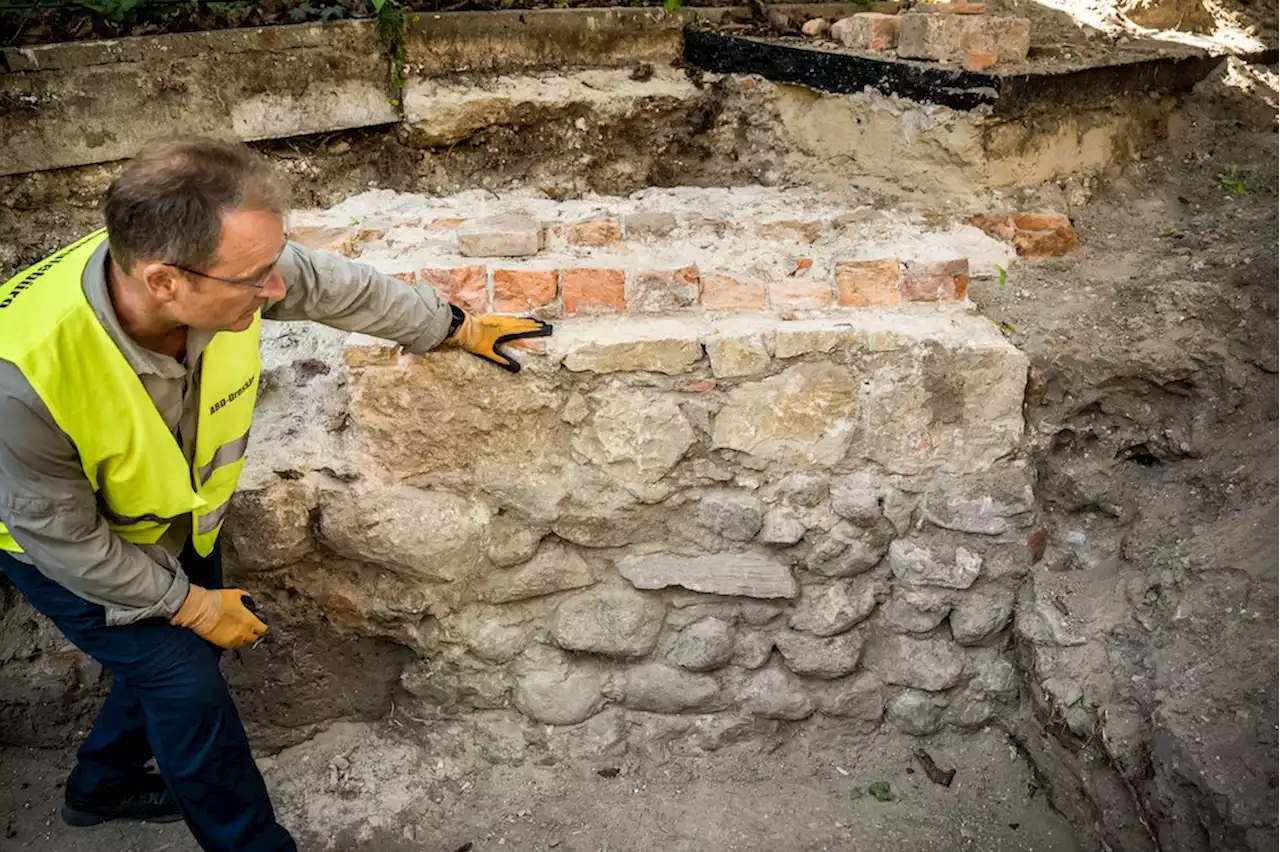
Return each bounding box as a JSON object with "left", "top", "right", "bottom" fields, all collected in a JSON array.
[{"left": 287, "top": 186, "right": 1074, "bottom": 322}]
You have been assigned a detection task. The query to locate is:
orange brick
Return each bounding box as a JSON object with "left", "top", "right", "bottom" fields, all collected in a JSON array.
[
  {"left": 421, "top": 265, "right": 489, "bottom": 314},
  {"left": 287, "top": 226, "right": 358, "bottom": 255},
  {"left": 835, "top": 259, "right": 902, "bottom": 307},
  {"left": 391, "top": 271, "right": 418, "bottom": 285},
  {"left": 792, "top": 258, "right": 814, "bottom": 276},
  {"left": 567, "top": 219, "right": 622, "bottom": 247},
  {"left": 561, "top": 268, "right": 626, "bottom": 314},
  {"left": 1013, "top": 211, "right": 1072, "bottom": 232},
  {"left": 679, "top": 379, "right": 718, "bottom": 393},
  {"left": 769, "top": 278, "right": 833, "bottom": 310},
  {"left": 1013, "top": 227, "right": 1080, "bottom": 258},
  {"left": 966, "top": 50, "right": 998, "bottom": 72},
  {"left": 967, "top": 213, "right": 1015, "bottom": 241},
  {"left": 627, "top": 265, "right": 700, "bottom": 313},
  {"left": 699, "top": 274, "right": 766, "bottom": 311},
  {"left": 742, "top": 77, "right": 758, "bottom": 90},
  {"left": 901, "top": 258, "right": 969, "bottom": 302},
  {"left": 493, "top": 269, "right": 558, "bottom": 313},
  {"left": 430, "top": 217, "right": 467, "bottom": 230}
]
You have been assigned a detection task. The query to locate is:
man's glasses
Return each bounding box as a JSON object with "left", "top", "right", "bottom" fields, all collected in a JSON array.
[{"left": 166, "top": 242, "right": 288, "bottom": 291}]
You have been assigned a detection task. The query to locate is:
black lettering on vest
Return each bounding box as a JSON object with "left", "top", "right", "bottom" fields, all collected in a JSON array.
[
  {"left": 207, "top": 375, "right": 255, "bottom": 417},
  {"left": 0, "top": 232, "right": 102, "bottom": 310}
]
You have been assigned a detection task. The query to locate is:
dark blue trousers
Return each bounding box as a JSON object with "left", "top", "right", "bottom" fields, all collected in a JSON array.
[{"left": 1, "top": 543, "right": 296, "bottom": 852}]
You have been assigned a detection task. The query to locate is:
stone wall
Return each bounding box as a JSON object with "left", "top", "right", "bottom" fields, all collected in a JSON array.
[{"left": 217, "top": 187, "right": 1034, "bottom": 746}]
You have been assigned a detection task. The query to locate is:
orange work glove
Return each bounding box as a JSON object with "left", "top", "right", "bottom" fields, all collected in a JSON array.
[
  {"left": 170, "top": 585, "right": 268, "bottom": 649},
  {"left": 444, "top": 306, "right": 553, "bottom": 373}
]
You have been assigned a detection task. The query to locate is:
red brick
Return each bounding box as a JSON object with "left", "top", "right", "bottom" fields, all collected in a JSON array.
[
  {"left": 493, "top": 268, "right": 558, "bottom": 313},
  {"left": 1013, "top": 227, "right": 1080, "bottom": 258},
  {"left": 567, "top": 219, "right": 622, "bottom": 247},
  {"left": 835, "top": 259, "right": 902, "bottom": 307},
  {"left": 679, "top": 379, "right": 718, "bottom": 393},
  {"left": 898, "top": 14, "right": 1031, "bottom": 64},
  {"left": 627, "top": 265, "right": 700, "bottom": 314},
  {"left": 288, "top": 226, "right": 360, "bottom": 257},
  {"left": 966, "top": 50, "right": 998, "bottom": 72},
  {"left": 830, "top": 13, "right": 902, "bottom": 52},
  {"left": 561, "top": 268, "right": 626, "bottom": 314},
  {"left": 792, "top": 258, "right": 814, "bottom": 276},
  {"left": 699, "top": 274, "right": 767, "bottom": 311},
  {"left": 1013, "top": 211, "right": 1072, "bottom": 231},
  {"left": 967, "top": 213, "right": 1016, "bottom": 241},
  {"left": 391, "top": 271, "right": 418, "bottom": 285},
  {"left": 421, "top": 265, "right": 489, "bottom": 314},
  {"left": 901, "top": 258, "right": 969, "bottom": 302},
  {"left": 769, "top": 278, "right": 833, "bottom": 310}
]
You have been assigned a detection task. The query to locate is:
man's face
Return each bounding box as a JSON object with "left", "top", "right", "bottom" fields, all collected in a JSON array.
[{"left": 165, "top": 208, "right": 288, "bottom": 333}]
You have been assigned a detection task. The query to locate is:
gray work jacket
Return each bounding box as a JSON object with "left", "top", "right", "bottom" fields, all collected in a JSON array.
[{"left": 0, "top": 238, "right": 452, "bottom": 625}]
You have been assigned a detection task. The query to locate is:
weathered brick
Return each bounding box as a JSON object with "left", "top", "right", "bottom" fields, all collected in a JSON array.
[
  {"left": 830, "top": 13, "right": 902, "bottom": 52},
  {"left": 288, "top": 226, "right": 365, "bottom": 258},
  {"left": 391, "top": 271, "right": 418, "bottom": 285},
  {"left": 897, "top": 14, "right": 1031, "bottom": 64},
  {"left": 793, "top": 258, "right": 814, "bottom": 275},
  {"left": 567, "top": 218, "right": 622, "bottom": 247},
  {"left": 1013, "top": 227, "right": 1080, "bottom": 258},
  {"left": 680, "top": 379, "right": 718, "bottom": 393},
  {"left": 627, "top": 265, "right": 700, "bottom": 314},
  {"left": 757, "top": 219, "right": 824, "bottom": 243},
  {"left": 769, "top": 278, "right": 834, "bottom": 310},
  {"left": 561, "top": 268, "right": 626, "bottom": 314},
  {"left": 835, "top": 259, "right": 902, "bottom": 307},
  {"left": 624, "top": 212, "right": 678, "bottom": 238},
  {"left": 430, "top": 217, "right": 466, "bottom": 230},
  {"left": 967, "top": 213, "right": 1016, "bottom": 241},
  {"left": 457, "top": 214, "right": 541, "bottom": 258},
  {"left": 493, "top": 268, "right": 558, "bottom": 313},
  {"left": 1013, "top": 212, "right": 1072, "bottom": 231},
  {"left": 421, "top": 265, "right": 489, "bottom": 314},
  {"left": 924, "top": 2, "right": 988, "bottom": 13},
  {"left": 901, "top": 258, "right": 969, "bottom": 302},
  {"left": 801, "top": 18, "right": 830, "bottom": 37},
  {"left": 699, "top": 274, "right": 767, "bottom": 311}
]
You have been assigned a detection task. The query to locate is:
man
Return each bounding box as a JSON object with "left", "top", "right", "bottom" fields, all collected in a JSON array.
[{"left": 0, "top": 137, "right": 550, "bottom": 852}]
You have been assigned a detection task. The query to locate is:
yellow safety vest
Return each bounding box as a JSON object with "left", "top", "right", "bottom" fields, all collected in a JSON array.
[{"left": 0, "top": 230, "right": 261, "bottom": 557}]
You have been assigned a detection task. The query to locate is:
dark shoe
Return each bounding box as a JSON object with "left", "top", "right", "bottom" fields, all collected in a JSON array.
[{"left": 61, "top": 773, "right": 183, "bottom": 827}]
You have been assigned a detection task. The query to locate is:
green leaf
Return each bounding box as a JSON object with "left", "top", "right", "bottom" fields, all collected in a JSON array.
[
  {"left": 849, "top": 787, "right": 863, "bottom": 802},
  {"left": 868, "top": 781, "right": 894, "bottom": 802},
  {"left": 995, "top": 264, "right": 1007, "bottom": 288},
  {"left": 664, "top": 0, "right": 683, "bottom": 11}
]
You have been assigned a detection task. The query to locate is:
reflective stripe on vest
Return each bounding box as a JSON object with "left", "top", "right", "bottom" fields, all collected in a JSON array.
[{"left": 0, "top": 231, "right": 261, "bottom": 557}]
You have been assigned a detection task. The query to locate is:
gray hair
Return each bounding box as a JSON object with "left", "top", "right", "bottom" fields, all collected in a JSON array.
[{"left": 103, "top": 137, "right": 290, "bottom": 274}]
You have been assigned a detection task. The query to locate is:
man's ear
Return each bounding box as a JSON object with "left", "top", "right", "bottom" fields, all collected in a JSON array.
[{"left": 139, "top": 262, "right": 182, "bottom": 303}]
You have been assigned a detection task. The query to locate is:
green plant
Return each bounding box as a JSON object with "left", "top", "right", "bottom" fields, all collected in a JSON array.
[
  {"left": 1218, "top": 166, "right": 1249, "bottom": 197},
  {"left": 994, "top": 264, "right": 1007, "bottom": 287},
  {"left": 663, "top": 0, "right": 682, "bottom": 11},
  {"left": 367, "top": 0, "right": 407, "bottom": 95},
  {"left": 868, "top": 781, "right": 895, "bottom": 802},
  {"left": 71, "top": 0, "right": 148, "bottom": 23}
]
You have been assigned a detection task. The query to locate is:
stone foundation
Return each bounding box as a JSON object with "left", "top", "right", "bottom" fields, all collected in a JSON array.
[{"left": 218, "top": 187, "right": 1034, "bottom": 745}]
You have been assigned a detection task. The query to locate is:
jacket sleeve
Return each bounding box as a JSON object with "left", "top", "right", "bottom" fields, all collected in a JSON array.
[
  {"left": 0, "top": 361, "right": 190, "bottom": 626},
  {"left": 264, "top": 242, "right": 455, "bottom": 353}
]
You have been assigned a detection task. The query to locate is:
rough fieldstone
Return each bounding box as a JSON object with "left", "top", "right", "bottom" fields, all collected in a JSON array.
[
  {"left": 732, "top": 630, "right": 775, "bottom": 669},
  {"left": 485, "top": 516, "right": 544, "bottom": 569},
  {"left": 696, "top": 490, "right": 765, "bottom": 541},
  {"left": 739, "top": 600, "right": 785, "bottom": 625},
  {"left": 815, "top": 672, "right": 886, "bottom": 722},
  {"left": 475, "top": 541, "right": 596, "bottom": 604},
  {"left": 318, "top": 486, "right": 491, "bottom": 585},
  {"left": 441, "top": 602, "right": 545, "bottom": 663},
  {"left": 871, "top": 634, "right": 967, "bottom": 692},
  {"left": 830, "top": 472, "right": 883, "bottom": 527},
  {"left": 969, "top": 648, "right": 1018, "bottom": 698},
  {"left": 952, "top": 694, "right": 996, "bottom": 730},
  {"left": 888, "top": 540, "right": 982, "bottom": 589},
  {"left": 671, "top": 617, "right": 736, "bottom": 672},
  {"left": 758, "top": 506, "right": 808, "bottom": 545},
  {"left": 624, "top": 663, "right": 720, "bottom": 713},
  {"left": 225, "top": 481, "right": 315, "bottom": 572},
  {"left": 572, "top": 390, "right": 696, "bottom": 488},
  {"left": 741, "top": 667, "right": 814, "bottom": 720},
  {"left": 551, "top": 584, "right": 666, "bottom": 658},
  {"left": 881, "top": 588, "right": 953, "bottom": 634},
  {"left": 705, "top": 333, "right": 773, "bottom": 379},
  {"left": 775, "top": 629, "right": 865, "bottom": 679},
  {"left": 788, "top": 581, "right": 879, "bottom": 637},
  {"left": 512, "top": 645, "right": 606, "bottom": 725},
  {"left": 806, "top": 521, "right": 892, "bottom": 578},
  {"left": 618, "top": 552, "right": 798, "bottom": 599},
  {"left": 1042, "top": 676, "right": 1083, "bottom": 708},
  {"left": 921, "top": 474, "right": 1035, "bottom": 536},
  {"left": 562, "top": 336, "right": 703, "bottom": 375},
  {"left": 886, "top": 690, "right": 945, "bottom": 736},
  {"left": 949, "top": 585, "right": 1016, "bottom": 645},
  {"left": 777, "top": 472, "right": 828, "bottom": 507},
  {"left": 897, "top": 14, "right": 1032, "bottom": 64},
  {"left": 712, "top": 363, "right": 858, "bottom": 468},
  {"left": 401, "top": 654, "right": 509, "bottom": 711}
]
